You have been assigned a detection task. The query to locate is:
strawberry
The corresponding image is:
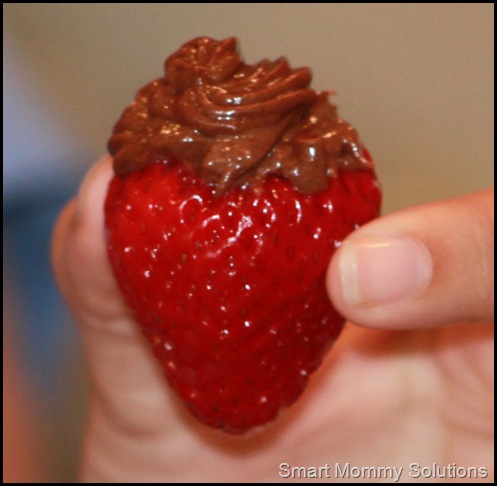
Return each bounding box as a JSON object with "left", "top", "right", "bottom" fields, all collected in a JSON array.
[
  {"left": 104, "top": 156, "right": 380, "bottom": 433},
  {"left": 104, "top": 37, "right": 381, "bottom": 433}
]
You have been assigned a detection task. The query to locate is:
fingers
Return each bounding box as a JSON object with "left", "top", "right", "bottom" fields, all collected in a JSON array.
[
  {"left": 327, "top": 189, "right": 494, "bottom": 329},
  {"left": 51, "top": 155, "right": 124, "bottom": 325},
  {"left": 51, "top": 154, "right": 166, "bottom": 385},
  {"left": 52, "top": 156, "right": 186, "bottom": 480}
]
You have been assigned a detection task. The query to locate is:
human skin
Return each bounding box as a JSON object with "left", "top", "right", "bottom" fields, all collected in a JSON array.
[{"left": 52, "top": 156, "right": 493, "bottom": 482}]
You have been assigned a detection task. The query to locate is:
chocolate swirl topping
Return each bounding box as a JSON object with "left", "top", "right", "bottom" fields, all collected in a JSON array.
[{"left": 108, "top": 37, "right": 373, "bottom": 194}]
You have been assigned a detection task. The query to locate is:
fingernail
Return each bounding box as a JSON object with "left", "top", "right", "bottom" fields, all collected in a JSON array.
[{"left": 338, "top": 236, "right": 433, "bottom": 307}]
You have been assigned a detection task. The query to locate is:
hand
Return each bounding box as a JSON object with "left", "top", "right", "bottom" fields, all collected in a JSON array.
[{"left": 52, "top": 156, "right": 493, "bottom": 482}]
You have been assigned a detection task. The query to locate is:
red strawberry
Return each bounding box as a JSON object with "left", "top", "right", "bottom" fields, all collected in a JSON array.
[
  {"left": 104, "top": 155, "right": 380, "bottom": 433},
  {"left": 104, "top": 37, "right": 381, "bottom": 433}
]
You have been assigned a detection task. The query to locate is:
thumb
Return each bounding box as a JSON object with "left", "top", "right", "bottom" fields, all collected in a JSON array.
[{"left": 327, "top": 189, "right": 494, "bottom": 329}]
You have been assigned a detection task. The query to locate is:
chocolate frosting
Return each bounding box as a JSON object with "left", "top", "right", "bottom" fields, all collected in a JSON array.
[{"left": 108, "top": 37, "right": 373, "bottom": 194}]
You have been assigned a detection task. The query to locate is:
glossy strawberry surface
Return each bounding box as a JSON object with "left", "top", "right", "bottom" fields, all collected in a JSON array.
[{"left": 105, "top": 158, "right": 381, "bottom": 433}]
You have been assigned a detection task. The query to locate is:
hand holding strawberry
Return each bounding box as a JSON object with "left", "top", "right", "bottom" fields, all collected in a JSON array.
[
  {"left": 51, "top": 37, "right": 492, "bottom": 481},
  {"left": 52, "top": 157, "right": 493, "bottom": 482}
]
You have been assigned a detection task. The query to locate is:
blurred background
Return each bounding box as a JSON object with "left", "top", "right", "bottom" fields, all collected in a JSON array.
[{"left": 3, "top": 3, "right": 494, "bottom": 482}]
